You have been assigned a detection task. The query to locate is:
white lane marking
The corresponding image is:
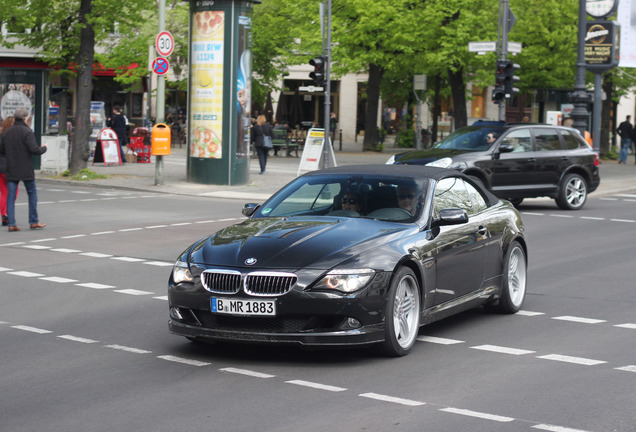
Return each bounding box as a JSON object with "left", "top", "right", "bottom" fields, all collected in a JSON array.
[
  {"left": 111, "top": 257, "right": 145, "bottom": 262},
  {"left": 614, "top": 194, "right": 636, "bottom": 198},
  {"left": 80, "top": 252, "right": 113, "bottom": 258},
  {"left": 417, "top": 335, "right": 464, "bottom": 345},
  {"left": 0, "top": 242, "right": 25, "bottom": 246},
  {"left": 71, "top": 190, "right": 91, "bottom": 194},
  {"left": 440, "top": 407, "right": 514, "bottom": 422},
  {"left": 76, "top": 282, "right": 115, "bottom": 289},
  {"left": 62, "top": 234, "right": 86, "bottom": 239},
  {"left": 23, "top": 245, "right": 52, "bottom": 250},
  {"left": 170, "top": 223, "right": 192, "bottom": 226},
  {"left": 195, "top": 220, "right": 217, "bottom": 224},
  {"left": 537, "top": 354, "right": 607, "bottom": 366},
  {"left": 615, "top": 323, "right": 636, "bottom": 329},
  {"left": 599, "top": 198, "right": 618, "bottom": 201},
  {"left": 0, "top": 267, "right": 13, "bottom": 271},
  {"left": 39, "top": 276, "right": 78, "bottom": 283},
  {"left": 8, "top": 271, "right": 44, "bottom": 277},
  {"left": 157, "top": 355, "right": 211, "bottom": 367},
  {"left": 610, "top": 218, "right": 636, "bottom": 223},
  {"left": 550, "top": 214, "right": 574, "bottom": 218},
  {"left": 533, "top": 424, "right": 592, "bottom": 432},
  {"left": 220, "top": 368, "right": 275, "bottom": 378},
  {"left": 119, "top": 228, "right": 143, "bottom": 232},
  {"left": 104, "top": 344, "right": 152, "bottom": 354},
  {"left": 50, "top": 248, "right": 82, "bottom": 253},
  {"left": 143, "top": 261, "right": 173, "bottom": 267},
  {"left": 286, "top": 380, "right": 347, "bottom": 392},
  {"left": 359, "top": 392, "right": 425, "bottom": 406},
  {"left": 91, "top": 231, "right": 116, "bottom": 235},
  {"left": 58, "top": 200, "right": 78, "bottom": 203},
  {"left": 32, "top": 238, "right": 56, "bottom": 243},
  {"left": 80, "top": 198, "right": 99, "bottom": 202},
  {"left": 114, "top": 289, "right": 153, "bottom": 296},
  {"left": 145, "top": 225, "right": 168, "bottom": 229},
  {"left": 521, "top": 212, "right": 546, "bottom": 216},
  {"left": 11, "top": 325, "right": 52, "bottom": 334},
  {"left": 58, "top": 335, "right": 99, "bottom": 344},
  {"left": 615, "top": 365, "right": 636, "bottom": 373},
  {"left": 471, "top": 345, "right": 535, "bottom": 356},
  {"left": 517, "top": 310, "right": 545, "bottom": 316},
  {"left": 552, "top": 316, "right": 606, "bottom": 324},
  {"left": 580, "top": 216, "right": 605, "bottom": 221},
  {"left": 153, "top": 296, "right": 168, "bottom": 301}
]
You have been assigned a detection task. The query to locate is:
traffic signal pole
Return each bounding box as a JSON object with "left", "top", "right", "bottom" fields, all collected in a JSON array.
[
  {"left": 321, "top": 0, "right": 332, "bottom": 169},
  {"left": 497, "top": 0, "right": 509, "bottom": 121}
]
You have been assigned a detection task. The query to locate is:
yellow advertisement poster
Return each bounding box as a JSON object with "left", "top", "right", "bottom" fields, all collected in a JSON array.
[{"left": 190, "top": 10, "right": 225, "bottom": 159}]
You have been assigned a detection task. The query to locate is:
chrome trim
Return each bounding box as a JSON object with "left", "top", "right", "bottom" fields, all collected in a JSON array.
[
  {"left": 201, "top": 269, "right": 298, "bottom": 297},
  {"left": 201, "top": 269, "right": 242, "bottom": 294}
]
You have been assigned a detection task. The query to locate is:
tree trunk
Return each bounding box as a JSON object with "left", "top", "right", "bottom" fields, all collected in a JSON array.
[
  {"left": 447, "top": 66, "right": 467, "bottom": 130},
  {"left": 601, "top": 73, "right": 613, "bottom": 156},
  {"left": 431, "top": 74, "right": 441, "bottom": 144},
  {"left": 70, "top": 0, "right": 94, "bottom": 175},
  {"left": 363, "top": 63, "right": 383, "bottom": 150}
]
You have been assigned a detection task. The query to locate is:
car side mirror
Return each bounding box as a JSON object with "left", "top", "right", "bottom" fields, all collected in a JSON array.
[
  {"left": 431, "top": 208, "right": 469, "bottom": 227},
  {"left": 498, "top": 143, "right": 514, "bottom": 153},
  {"left": 242, "top": 203, "right": 260, "bottom": 217}
]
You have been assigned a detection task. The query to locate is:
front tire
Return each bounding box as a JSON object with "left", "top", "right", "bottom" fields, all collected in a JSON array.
[
  {"left": 378, "top": 267, "right": 421, "bottom": 356},
  {"left": 492, "top": 242, "right": 527, "bottom": 313},
  {"left": 556, "top": 173, "right": 587, "bottom": 210}
]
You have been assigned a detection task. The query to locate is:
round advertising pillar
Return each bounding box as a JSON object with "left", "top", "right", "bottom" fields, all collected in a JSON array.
[{"left": 187, "top": 0, "right": 260, "bottom": 185}]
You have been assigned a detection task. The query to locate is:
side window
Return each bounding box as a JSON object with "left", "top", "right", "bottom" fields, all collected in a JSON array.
[
  {"left": 534, "top": 128, "right": 562, "bottom": 151},
  {"left": 433, "top": 178, "right": 474, "bottom": 218},
  {"left": 464, "top": 181, "right": 488, "bottom": 213},
  {"left": 560, "top": 130, "right": 583, "bottom": 150},
  {"left": 500, "top": 129, "right": 531, "bottom": 153}
]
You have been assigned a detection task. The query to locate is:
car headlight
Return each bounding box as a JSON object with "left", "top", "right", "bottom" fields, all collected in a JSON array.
[
  {"left": 314, "top": 269, "right": 375, "bottom": 293},
  {"left": 426, "top": 157, "right": 467, "bottom": 170},
  {"left": 385, "top": 155, "right": 396, "bottom": 164},
  {"left": 172, "top": 261, "right": 193, "bottom": 284}
]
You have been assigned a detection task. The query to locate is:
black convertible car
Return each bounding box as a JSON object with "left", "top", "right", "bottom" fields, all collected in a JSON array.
[{"left": 168, "top": 165, "right": 527, "bottom": 356}]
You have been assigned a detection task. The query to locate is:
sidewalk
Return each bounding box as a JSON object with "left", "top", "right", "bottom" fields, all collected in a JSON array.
[{"left": 37, "top": 142, "right": 636, "bottom": 201}]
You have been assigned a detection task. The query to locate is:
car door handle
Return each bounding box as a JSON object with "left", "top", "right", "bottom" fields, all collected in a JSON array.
[
  {"left": 477, "top": 226, "right": 488, "bottom": 236},
  {"left": 527, "top": 158, "right": 536, "bottom": 163}
]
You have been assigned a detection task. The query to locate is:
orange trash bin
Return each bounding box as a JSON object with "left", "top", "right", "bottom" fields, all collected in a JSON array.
[{"left": 151, "top": 123, "right": 171, "bottom": 156}]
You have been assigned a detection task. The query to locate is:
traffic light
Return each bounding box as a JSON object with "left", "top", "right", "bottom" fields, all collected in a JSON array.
[
  {"left": 492, "top": 60, "right": 507, "bottom": 103},
  {"left": 309, "top": 56, "right": 326, "bottom": 86},
  {"left": 504, "top": 61, "right": 520, "bottom": 97}
]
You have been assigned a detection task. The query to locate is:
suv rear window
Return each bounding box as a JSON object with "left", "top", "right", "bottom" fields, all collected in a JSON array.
[
  {"left": 534, "top": 128, "right": 562, "bottom": 151},
  {"left": 560, "top": 130, "right": 583, "bottom": 150}
]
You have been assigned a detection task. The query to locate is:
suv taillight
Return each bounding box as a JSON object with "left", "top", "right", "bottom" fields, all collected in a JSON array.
[{"left": 594, "top": 153, "right": 600, "bottom": 166}]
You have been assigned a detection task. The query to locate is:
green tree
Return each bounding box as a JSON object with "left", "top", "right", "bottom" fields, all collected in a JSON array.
[{"left": 0, "top": 0, "right": 153, "bottom": 175}]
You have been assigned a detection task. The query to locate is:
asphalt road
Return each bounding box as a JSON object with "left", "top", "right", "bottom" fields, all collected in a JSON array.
[{"left": 1, "top": 183, "right": 635, "bottom": 432}]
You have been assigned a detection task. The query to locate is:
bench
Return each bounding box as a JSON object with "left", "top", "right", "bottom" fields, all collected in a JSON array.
[{"left": 272, "top": 128, "right": 300, "bottom": 157}]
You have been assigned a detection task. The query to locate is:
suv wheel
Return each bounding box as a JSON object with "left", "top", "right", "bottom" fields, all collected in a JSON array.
[{"left": 556, "top": 173, "right": 587, "bottom": 210}]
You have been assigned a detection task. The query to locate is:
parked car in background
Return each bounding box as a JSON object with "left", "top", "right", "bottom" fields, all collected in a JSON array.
[
  {"left": 387, "top": 122, "right": 600, "bottom": 210},
  {"left": 168, "top": 165, "right": 527, "bottom": 357}
]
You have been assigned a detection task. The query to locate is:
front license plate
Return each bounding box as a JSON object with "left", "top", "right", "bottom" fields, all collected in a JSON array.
[{"left": 211, "top": 298, "right": 276, "bottom": 316}]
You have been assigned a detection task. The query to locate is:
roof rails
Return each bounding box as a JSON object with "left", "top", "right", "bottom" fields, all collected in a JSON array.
[{"left": 471, "top": 120, "right": 507, "bottom": 127}]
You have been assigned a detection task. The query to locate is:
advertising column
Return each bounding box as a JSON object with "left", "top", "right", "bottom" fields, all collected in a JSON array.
[{"left": 188, "top": 0, "right": 259, "bottom": 185}]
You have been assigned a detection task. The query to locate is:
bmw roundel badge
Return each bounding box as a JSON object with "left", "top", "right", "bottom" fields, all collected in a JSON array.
[{"left": 245, "top": 257, "right": 257, "bottom": 266}]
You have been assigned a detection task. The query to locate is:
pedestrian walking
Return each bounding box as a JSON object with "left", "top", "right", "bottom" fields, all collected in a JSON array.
[
  {"left": 0, "top": 116, "right": 19, "bottom": 226},
  {"left": 251, "top": 114, "right": 273, "bottom": 174},
  {"left": 107, "top": 105, "right": 128, "bottom": 164},
  {"left": 616, "top": 115, "right": 633, "bottom": 164},
  {"left": 0, "top": 108, "right": 47, "bottom": 231}
]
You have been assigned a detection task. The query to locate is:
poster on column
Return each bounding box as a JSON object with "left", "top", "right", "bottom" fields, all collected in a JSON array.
[
  {"left": 0, "top": 84, "right": 36, "bottom": 130},
  {"left": 190, "top": 10, "right": 225, "bottom": 159}
]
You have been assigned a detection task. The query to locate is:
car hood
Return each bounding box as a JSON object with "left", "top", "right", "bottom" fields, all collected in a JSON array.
[
  {"left": 189, "top": 217, "right": 414, "bottom": 269},
  {"left": 394, "top": 148, "right": 474, "bottom": 165}
]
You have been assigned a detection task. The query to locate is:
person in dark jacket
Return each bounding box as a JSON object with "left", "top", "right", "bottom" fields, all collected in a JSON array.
[
  {"left": 0, "top": 107, "right": 47, "bottom": 231},
  {"left": 251, "top": 114, "right": 273, "bottom": 174},
  {"left": 107, "top": 104, "right": 128, "bottom": 164},
  {"left": 0, "top": 115, "right": 16, "bottom": 226}
]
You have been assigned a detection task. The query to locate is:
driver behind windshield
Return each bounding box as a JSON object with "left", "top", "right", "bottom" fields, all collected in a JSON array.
[
  {"left": 397, "top": 184, "right": 419, "bottom": 214},
  {"left": 486, "top": 132, "right": 498, "bottom": 145},
  {"left": 341, "top": 191, "right": 361, "bottom": 213}
]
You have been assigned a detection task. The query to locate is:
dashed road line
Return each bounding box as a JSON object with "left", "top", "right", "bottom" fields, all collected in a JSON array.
[
  {"left": 11, "top": 325, "right": 52, "bottom": 334},
  {"left": 113, "top": 289, "right": 153, "bottom": 296},
  {"left": 359, "top": 392, "right": 425, "bottom": 406},
  {"left": 220, "top": 367, "right": 275, "bottom": 378},
  {"left": 533, "top": 424, "right": 591, "bottom": 432},
  {"left": 552, "top": 316, "right": 607, "bottom": 324},
  {"left": 417, "top": 335, "right": 464, "bottom": 345},
  {"left": 104, "top": 344, "right": 152, "bottom": 354},
  {"left": 536, "top": 354, "right": 607, "bottom": 366},
  {"left": 615, "top": 323, "right": 636, "bottom": 329},
  {"left": 157, "top": 355, "right": 211, "bottom": 367},
  {"left": 471, "top": 345, "right": 536, "bottom": 356},
  {"left": 75, "top": 283, "right": 115, "bottom": 289},
  {"left": 58, "top": 335, "right": 99, "bottom": 344},
  {"left": 40, "top": 276, "right": 78, "bottom": 284},
  {"left": 286, "top": 380, "right": 347, "bottom": 392},
  {"left": 439, "top": 407, "right": 514, "bottom": 422}
]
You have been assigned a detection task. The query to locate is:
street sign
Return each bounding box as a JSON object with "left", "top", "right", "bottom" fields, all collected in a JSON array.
[
  {"left": 508, "top": 41, "right": 522, "bottom": 54},
  {"left": 152, "top": 57, "right": 170, "bottom": 75},
  {"left": 156, "top": 31, "right": 174, "bottom": 57},
  {"left": 413, "top": 75, "right": 427, "bottom": 91},
  {"left": 299, "top": 86, "right": 324, "bottom": 92},
  {"left": 468, "top": 41, "right": 496, "bottom": 53}
]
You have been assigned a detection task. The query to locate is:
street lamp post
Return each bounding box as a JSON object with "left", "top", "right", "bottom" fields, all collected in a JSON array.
[{"left": 570, "top": 0, "right": 591, "bottom": 136}]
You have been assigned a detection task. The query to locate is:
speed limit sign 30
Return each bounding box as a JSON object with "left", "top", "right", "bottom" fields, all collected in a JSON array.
[{"left": 156, "top": 31, "right": 174, "bottom": 57}]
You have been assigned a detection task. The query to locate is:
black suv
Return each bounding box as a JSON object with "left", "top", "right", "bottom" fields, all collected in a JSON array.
[{"left": 388, "top": 122, "right": 600, "bottom": 210}]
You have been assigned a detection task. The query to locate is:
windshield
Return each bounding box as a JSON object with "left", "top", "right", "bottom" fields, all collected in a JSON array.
[
  {"left": 254, "top": 174, "right": 429, "bottom": 223},
  {"left": 434, "top": 126, "right": 506, "bottom": 151}
]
